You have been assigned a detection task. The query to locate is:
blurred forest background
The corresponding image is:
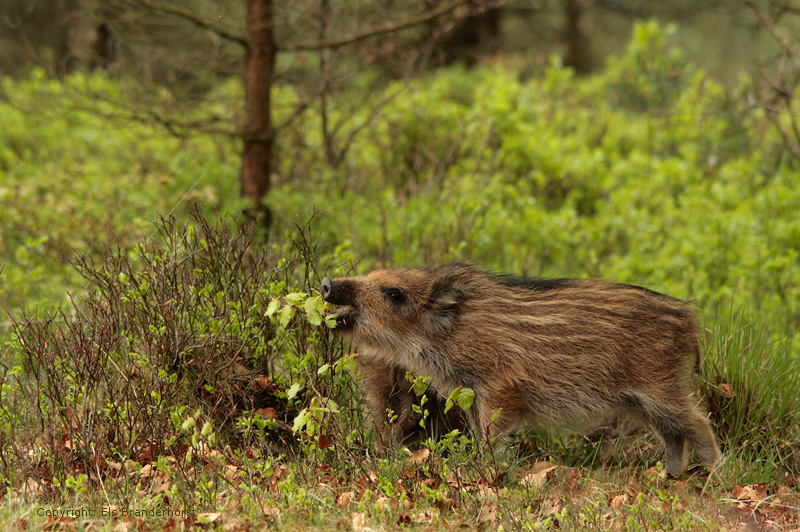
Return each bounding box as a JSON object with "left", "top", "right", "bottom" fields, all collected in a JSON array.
[{"left": 3, "top": 0, "right": 800, "bottom": 340}]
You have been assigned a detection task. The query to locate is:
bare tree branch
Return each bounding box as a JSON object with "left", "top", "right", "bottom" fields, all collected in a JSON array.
[
  {"left": 765, "top": 0, "right": 800, "bottom": 16},
  {"left": 745, "top": 0, "right": 799, "bottom": 61},
  {"left": 746, "top": 0, "right": 800, "bottom": 157},
  {"left": 127, "top": 0, "right": 248, "bottom": 48},
  {"left": 281, "top": 0, "right": 496, "bottom": 52},
  {"left": 69, "top": 87, "right": 239, "bottom": 139}
]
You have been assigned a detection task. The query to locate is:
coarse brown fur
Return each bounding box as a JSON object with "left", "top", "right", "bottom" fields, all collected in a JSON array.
[{"left": 321, "top": 263, "right": 721, "bottom": 475}]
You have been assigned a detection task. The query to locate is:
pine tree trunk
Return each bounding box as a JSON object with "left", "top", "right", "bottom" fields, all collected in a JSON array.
[
  {"left": 241, "top": 0, "right": 275, "bottom": 225},
  {"left": 564, "top": 0, "right": 590, "bottom": 74}
]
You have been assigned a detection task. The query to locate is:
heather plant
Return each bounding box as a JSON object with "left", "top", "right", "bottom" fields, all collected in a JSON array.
[{"left": 0, "top": 210, "right": 358, "bottom": 505}]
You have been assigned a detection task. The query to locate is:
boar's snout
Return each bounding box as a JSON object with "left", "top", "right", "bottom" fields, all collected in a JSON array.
[
  {"left": 320, "top": 277, "right": 334, "bottom": 301},
  {"left": 320, "top": 277, "right": 356, "bottom": 306}
]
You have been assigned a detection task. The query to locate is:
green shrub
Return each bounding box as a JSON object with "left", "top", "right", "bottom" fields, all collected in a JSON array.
[{"left": 0, "top": 210, "right": 358, "bottom": 500}]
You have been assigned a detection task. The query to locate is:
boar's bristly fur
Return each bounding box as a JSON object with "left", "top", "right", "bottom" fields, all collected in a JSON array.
[{"left": 321, "top": 263, "right": 721, "bottom": 475}]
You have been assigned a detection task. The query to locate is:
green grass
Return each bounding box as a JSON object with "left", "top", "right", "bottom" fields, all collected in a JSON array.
[{"left": 702, "top": 309, "right": 800, "bottom": 484}]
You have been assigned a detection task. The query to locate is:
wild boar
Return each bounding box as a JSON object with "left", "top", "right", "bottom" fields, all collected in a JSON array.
[{"left": 320, "top": 263, "right": 721, "bottom": 475}]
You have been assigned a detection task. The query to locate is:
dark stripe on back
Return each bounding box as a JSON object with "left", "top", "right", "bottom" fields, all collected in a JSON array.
[{"left": 493, "top": 274, "right": 577, "bottom": 292}]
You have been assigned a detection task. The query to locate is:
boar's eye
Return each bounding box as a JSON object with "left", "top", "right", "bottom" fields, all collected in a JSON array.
[{"left": 382, "top": 287, "right": 406, "bottom": 306}]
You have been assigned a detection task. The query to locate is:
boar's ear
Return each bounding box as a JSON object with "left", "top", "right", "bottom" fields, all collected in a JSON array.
[{"left": 427, "top": 276, "right": 464, "bottom": 332}]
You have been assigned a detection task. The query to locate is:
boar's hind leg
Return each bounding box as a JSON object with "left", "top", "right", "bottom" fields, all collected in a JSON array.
[
  {"left": 683, "top": 407, "right": 722, "bottom": 471},
  {"left": 626, "top": 391, "right": 720, "bottom": 476},
  {"left": 659, "top": 407, "right": 720, "bottom": 476},
  {"left": 661, "top": 431, "right": 688, "bottom": 477}
]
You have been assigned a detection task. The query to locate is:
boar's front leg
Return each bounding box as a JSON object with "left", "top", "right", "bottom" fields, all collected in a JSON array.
[
  {"left": 468, "top": 392, "right": 523, "bottom": 446},
  {"left": 359, "top": 357, "right": 423, "bottom": 449}
]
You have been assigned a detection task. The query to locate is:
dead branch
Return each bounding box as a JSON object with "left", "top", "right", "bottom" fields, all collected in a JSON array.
[
  {"left": 127, "top": 0, "right": 248, "bottom": 48},
  {"left": 745, "top": 0, "right": 799, "bottom": 63},
  {"left": 281, "top": 0, "right": 498, "bottom": 52}
]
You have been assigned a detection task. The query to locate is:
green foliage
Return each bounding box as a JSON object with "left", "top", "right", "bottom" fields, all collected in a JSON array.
[
  {"left": 604, "top": 20, "right": 690, "bottom": 111},
  {"left": 0, "top": 69, "right": 245, "bottom": 318},
  {"left": 445, "top": 387, "right": 475, "bottom": 414},
  {"left": 0, "top": 211, "right": 357, "bottom": 504}
]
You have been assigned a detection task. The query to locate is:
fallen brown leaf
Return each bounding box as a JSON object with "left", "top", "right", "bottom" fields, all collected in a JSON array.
[
  {"left": 480, "top": 501, "right": 498, "bottom": 523},
  {"left": 354, "top": 475, "right": 370, "bottom": 493},
  {"left": 610, "top": 494, "right": 628, "bottom": 509},
  {"left": 222, "top": 517, "right": 246, "bottom": 532},
  {"left": 139, "top": 443, "right": 158, "bottom": 464},
  {"left": 225, "top": 464, "right": 240, "bottom": 483},
  {"left": 542, "top": 495, "right": 561, "bottom": 517},
  {"left": 408, "top": 448, "right": 430, "bottom": 466},
  {"left": 23, "top": 477, "right": 48, "bottom": 498},
  {"left": 196, "top": 512, "right": 222, "bottom": 525},
  {"left": 263, "top": 506, "right": 281, "bottom": 518},
  {"left": 719, "top": 383, "right": 736, "bottom": 399},
  {"left": 139, "top": 463, "right": 156, "bottom": 479},
  {"left": 250, "top": 374, "right": 275, "bottom": 392},
  {"left": 255, "top": 407, "right": 276, "bottom": 419},
  {"left": 337, "top": 490, "right": 355, "bottom": 508},
  {"left": 521, "top": 462, "right": 558, "bottom": 489},
  {"left": 412, "top": 512, "right": 433, "bottom": 525},
  {"left": 152, "top": 478, "right": 171, "bottom": 494},
  {"left": 45, "top": 517, "right": 76, "bottom": 531},
  {"left": 351, "top": 512, "right": 366, "bottom": 532},
  {"left": 563, "top": 468, "right": 583, "bottom": 491},
  {"left": 733, "top": 484, "right": 769, "bottom": 506},
  {"left": 375, "top": 496, "right": 396, "bottom": 511},
  {"left": 162, "top": 517, "right": 178, "bottom": 532}
]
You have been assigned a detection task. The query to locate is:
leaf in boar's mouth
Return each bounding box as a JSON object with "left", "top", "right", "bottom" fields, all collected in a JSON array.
[{"left": 325, "top": 306, "right": 358, "bottom": 329}]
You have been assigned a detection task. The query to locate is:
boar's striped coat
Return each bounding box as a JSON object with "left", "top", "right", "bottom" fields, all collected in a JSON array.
[{"left": 320, "top": 263, "right": 721, "bottom": 475}]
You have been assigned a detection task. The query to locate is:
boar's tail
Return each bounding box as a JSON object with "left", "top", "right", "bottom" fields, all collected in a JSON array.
[{"left": 694, "top": 343, "right": 702, "bottom": 374}]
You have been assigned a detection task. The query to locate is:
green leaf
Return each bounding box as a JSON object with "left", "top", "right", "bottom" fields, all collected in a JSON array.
[
  {"left": 286, "top": 382, "right": 302, "bottom": 400},
  {"left": 307, "top": 309, "right": 323, "bottom": 326},
  {"left": 285, "top": 292, "right": 307, "bottom": 305},
  {"left": 335, "top": 356, "right": 356, "bottom": 373},
  {"left": 280, "top": 305, "right": 296, "bottom": 327},
  {"left": 445, "top": 386, "right": 475, "bottom": 413},
  {"left": 406, "top": 372, "right": 432, "bottom": 396},
  {"left": 292, "top": 408, "right": 309, "bottom": 433},
  {"left": 266, "top": 298, "right": 280, "bottom": 317},
  {"left": 303, "top": 295, "right": 324, "bottom": 315}
]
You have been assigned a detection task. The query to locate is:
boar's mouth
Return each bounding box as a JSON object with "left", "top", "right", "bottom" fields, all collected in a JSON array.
[
  {"left": 324, "top": 305, "right": 359, "bottom": 331},
  {"left": 320, "top": 276, "right": 359, "bottom": 331}
]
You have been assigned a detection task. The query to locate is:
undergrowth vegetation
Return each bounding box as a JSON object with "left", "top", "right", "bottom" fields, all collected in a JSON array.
[{"left": 0, "top": 21, "right": 798, "bottom": 530}]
